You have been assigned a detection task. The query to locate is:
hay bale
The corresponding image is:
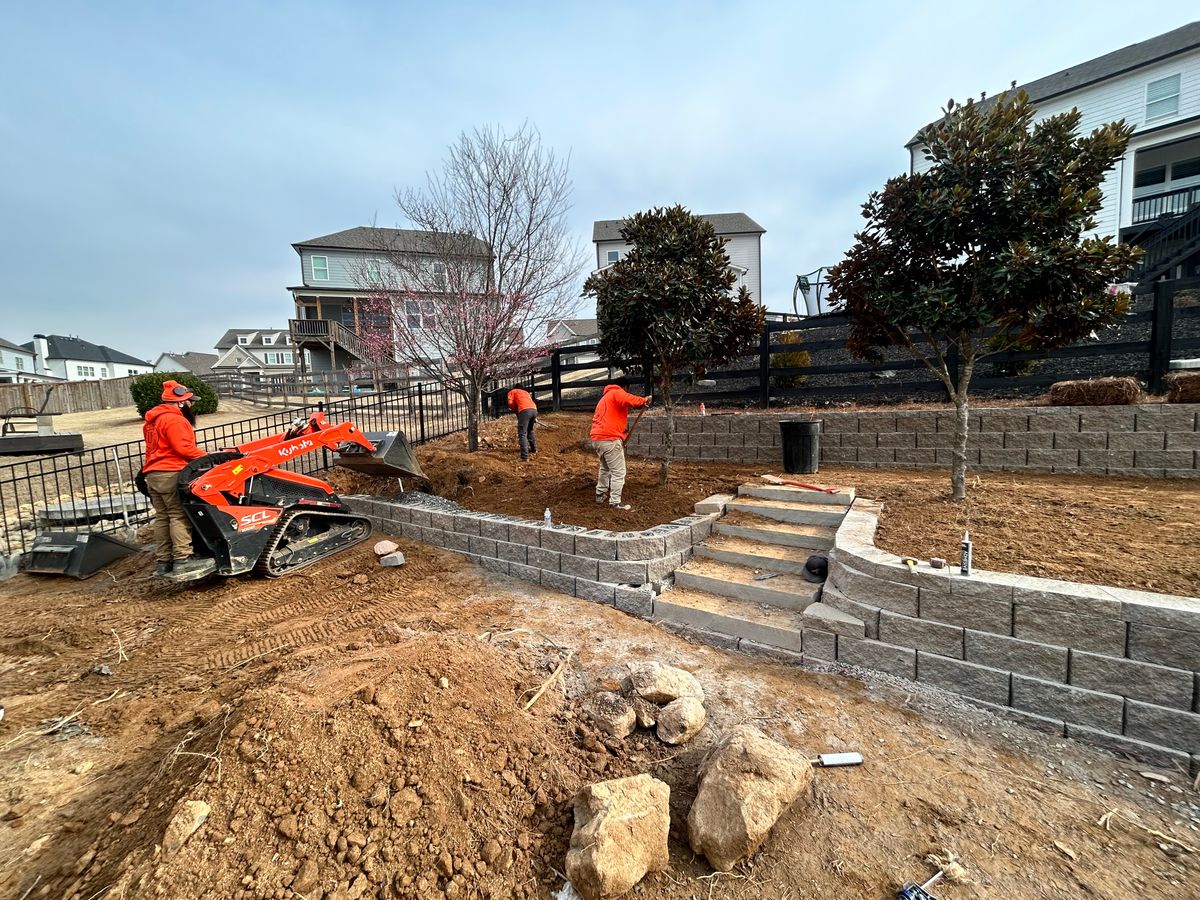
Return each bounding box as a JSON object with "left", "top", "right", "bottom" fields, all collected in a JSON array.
[
  {"left": 1047, "top": 377, "right": 1141, "bottom": 407},
  {"left": 1165, "top": 371, "right": 1200, "bottom": 403}
]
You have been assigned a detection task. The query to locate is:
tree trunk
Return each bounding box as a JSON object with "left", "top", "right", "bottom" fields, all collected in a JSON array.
[
  {"left": 949, "top": 353, "right": 975, "bottom": 501},
  {"left": 661, "top": 400, "right": 673, "bottom": 485},
  {"left": 467, "top": 382, "right": 482, "bottom": 452}
]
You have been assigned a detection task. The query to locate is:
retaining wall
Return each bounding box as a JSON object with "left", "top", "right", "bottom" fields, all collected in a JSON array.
[
  {"left": 821, "top": 499, "right": 1200, "bottom": 771},
  {"left": 344, "top": 495, "right": 716, "bottom": 616},
  {"left": 625, "top": 405, "right": 1200, "bottom": 477}
]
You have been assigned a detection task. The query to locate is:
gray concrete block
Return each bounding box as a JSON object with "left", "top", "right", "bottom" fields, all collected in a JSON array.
[
  {"left": 801, "top": 602, "right": 864, "bottom": 638},
  {"left": 713, "top": 432, "right": 744, "bottom": 447},
  {"left": 820, "top": 585, "right": 881, "bottom": 638},
  {"left": 1011, "top": 580, "right": 1122, "bottom": 618},
  {"left": 1028, "top": 410, "right": 1081, "bottom": 432},
  {"left": 442, "top": 531, "right": 470, "bottom": 553},
  {"left": 647, "top": 553, "right": 684, "bottom": 583},
  {"left": 541, "top": 571, "right": 574, "bottom": 595},
  {"left": 836, "top": 637, "right": 916, "bottom": 680},
  {"left": 822, "top": 446, "right": 859, "bottom": 463},
  {"left": 507, "top": 563, "right": 541, "bottom": 585},
  {"left": 479, "top": 556, "right": 509, "bottom": 575},
  {"left": 1053, "top": 431, "right": 1107, "bottom": 450},
  {"left": 1124, "top": 700, "right": 1200, "bottom": 752},
  {"left": 408, "top": 509, "right": 433, "bottom": 528},
  {"left": 427, "top": 510, "right": 454, "bottom": 531},
  {"left": 979, "top": 448, "right": 1027, "bottom": 468},
  {"left": 1136, "top": 405, "right": 1197, "bottom": 432},
  {"left": 820, "top": 414, "right": 859, "bottom": 433},
  {"left": 894, "top": 411, "right": 938, "bottom": 433},
  {"left": 614, "top": 585, "right": 654, "bottom": 618},
  {"left": 452, "top": 512, "right": 482, "bottom": 536},
  {"left": 917, "top": 652, "right": 1010, "bottom": 704},
  {"left": 526, "top": 546, "right": 560, "bottom": 572},
  {"left": 842, "top": 432, "right": 877, "bottom": 448},
  {"left": 1108, "top": 431, "right": 1166, "bottom": 451},
  {"left": 969, "top": 699, "right": 1065, "bottom": 736},
  {"left": 949, "top": 574, "right": 1018, "bottom": 602},
  {"left": 663, "top": 525, "right": 694, "bottom": 555},
  {"left": 540, "top": 524, "right": 585, "bottom": 554},
  {"left": 830, "top": 564, "right": 919, "bottom": 616},
  {"left": 879, "top": 610, "right": 964, "bottom": 658},
  {"left": 980, "top": 411, "right": 1030, "bottom": 432},
  {"left": 695, "top": 494, "right": 733, "bottom": 515},
  {"left": 1014, "top": 606, "right": 1125, "bottom": 656},
  {"left": 916, "top": 431, "right": 954, "bottom": 449},
  {"left": 1070, "top": 651, "right": 1194, "bottom": 710},
  {"left": 741, "top": 640, "right": 805, "bottom": 666},
  {"left": 1118, "top": 592, "right": 1200, "bottom": 633},
  {"left": 598, "top": 558, "right": 650, "bottom": 585},
  {"left": 1079, "top": 410, "right": 1135, "bottom": 433},
  {"left": 496, "top": 541, "right": 528, "bottom": 565},
  {"left": 615, "top": 532, "right": 667, "bottom": 561},
  {"left": 1011, "top": 675, "right": 1123, "bottom": 732},
  {"left": 1166, "top": 431, "right": 1200, "bottom": 450},
  {"left": 1003, "top": 431, "right": 1054, "bottom": 449},
  {"left": 657, "top": 620, "right": 741, "bottom": 651},
  {"left": 508, "top": 521, "right": 543, "bottom": 547},
  {"left": 936, "top": 447, "right": 980, "bottom": 466},
  {"left": 858, "top": 447, "right": 897, "bottom": 464},
  {"left": 877, "top": 432, "right": 916, "bottom": 449},
  {"left": 1065, "top": 723, "right": 1192, "bottom": 769},
  {"left": 574, "top": 529, "right": 618, "bottom": 560},
  {"left": 574, "top": 578, "right": 616, "bottom": 604},
  {"left": 1079, "top": 449, "right": 1134, "bottom": 469},
  {"left": 965, "top": 630, "right": 1067, "bottom": 681},
  {"left": 859, "top": 413, "right": 897, "bottom": 432},
  {"left": 801, "top": 629, "right": 837, "bottom": 661},
  {"left": 894, "top": 448, "right": 936, "bottom": 465},
  {"left": 1135, "top": 450, "right": 1195, "bottom": 469},
  {"left": 919, "top": 590, "right": 1011, "bottom": 634},
  {"left": 560, "top": 554, "right": 600, "bottom": 580},
  {"left": 1026, "top": 448, "right": 1080, "bottom": 468}
]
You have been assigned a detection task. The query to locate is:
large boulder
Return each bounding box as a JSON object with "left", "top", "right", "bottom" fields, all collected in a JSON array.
[
  {"left": 627, "top": 662, "right": 704, "bottom": 705},
  {"left": 584, "top": 692, "right": 636, "bottom": 738},
  {"left": 656, "top": 696, "right": 705, "bottom": 745},
  {"left": 687, "top": 726, "right": 812, "bottom": 871},
  {"left": 566, "top": 774, "right": 670, "bottom": 899}
]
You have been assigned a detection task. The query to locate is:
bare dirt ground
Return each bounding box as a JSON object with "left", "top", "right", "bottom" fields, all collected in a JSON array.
[
  {"left": 0, "top": 541, "right": 1196, "bottom": 899},
  {"left": 327, "top": 414, "right": 1200, "bottom": 596},
  {"left": 46, "top": 400, "right": 280, "bottom": 448}
]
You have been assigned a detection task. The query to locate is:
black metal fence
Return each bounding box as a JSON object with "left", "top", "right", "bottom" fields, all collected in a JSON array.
[{"left": 0, "top": 382, "right": 468, "bottom": 559}]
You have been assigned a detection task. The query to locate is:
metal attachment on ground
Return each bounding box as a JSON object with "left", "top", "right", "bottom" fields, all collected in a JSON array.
[
  {"left": 930, "top": 557, "right": 946, "bottom": 569},
  {"left": 897, "top": 870, "right": 943, "bottom": 900},
  {"left": 812, "top": 751, "right": 863, "bottom": 768},
  {"left": 802, "top": 554, "right": 828, "bottom": 584}
]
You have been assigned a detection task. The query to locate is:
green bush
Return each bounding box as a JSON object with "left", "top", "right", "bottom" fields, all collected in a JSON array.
[
  {"left": 130, "top": 373, "right": 220, "bottom": 417},
  {"left": 771, "top": 331, "right": 811, "bottom": 389}
]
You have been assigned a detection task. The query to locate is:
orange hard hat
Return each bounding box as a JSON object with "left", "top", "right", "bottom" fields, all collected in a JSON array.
[{"left": 161, "top": 380, "right": 195, "bottom": 402}]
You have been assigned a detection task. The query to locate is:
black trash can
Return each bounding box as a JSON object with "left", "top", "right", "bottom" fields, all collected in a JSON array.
[{"left": 779, "top": 420, "right": 821, "bottom": 474}]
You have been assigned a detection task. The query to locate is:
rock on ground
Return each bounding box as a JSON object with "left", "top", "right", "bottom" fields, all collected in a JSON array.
[
  {"left": 380, "top": 551, "right": 406, "bottom": 567},
  {"left": 566, "top": 774, "right": 670, "bottom": 899},
  {"left": 162, "top": 800, "right": 210, "bottom": 858},
  {"left": 373, "top": 539, "right": 399, "bottom": 555},
  {"left": 656, "top": 696, "right": 705, "bottom": 745},
  {"left": 688, "top": 725, "right": 812, "bottom": 871},
  {"left": 583, "top": 692, "right": 636, "bottom": 738},
  {"left": 632, "top": 696, "right": 658, "bottom": 729},
  {"left": 626, "top": 662, "right": 704, "bottom": 705}
]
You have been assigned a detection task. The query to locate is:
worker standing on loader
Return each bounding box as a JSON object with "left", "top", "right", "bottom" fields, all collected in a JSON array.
[
  {"left": 507, "top": 387, "right": 538, "bottom": 461},
  {"left": 590, "top": 382, "right": 651, "bottom": 511},
  {"left": 142, "top": 381, "right": 208, "bottom": 577}
]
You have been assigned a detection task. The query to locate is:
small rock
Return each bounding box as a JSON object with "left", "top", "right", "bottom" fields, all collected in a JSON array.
[
  {"left": 438, "top": 677, "right": 450, "bottom": 690},
  {"left": 481, "top": 839, "right": 501, "bottom": 864},
  {"left": 162, "top": 800, "right": 211, "bottom": 858},
  {"left": 3, "top": 800, "right": 33, "bottom": 821},
  {"left": 656, "top": 696, "right": 705, "bottom": 745},
  {"left": 627, "top": 662, "right": 704, "bottom": 704},
  {"left": 390, "top": 788, "right": 422, "bottom": 822},
  {"left": 71, "top": 761, "right": 94, "bottom": 776},
  {"left": 373, "top": 540, "right": 400, "bottom": 556},
  {"left": 351, "top": 574, "right": 370, "bottom": 585},
  {"left": 436, "top": 849, "right": 454, "bottom": 876},
  {"left": 380, "top": 551, "right": 406, "bottom": 567},
  {"left": 583, "top": 692, "right": 636, "bottom": 739},
  {"left": 565, "top": 774, "right": 670, "bottom": 900},
  {"left": 277, "top": 814, "right": 300, "bottom": 840},
  {"left": 631, "top": 697, "right": 657, "bottom": 729},
  {"left": 89, "top": 665, "right": 114, "bottom": 677},
  {"left": 292, "top": 859, "right": 320, "bottom": 894}
]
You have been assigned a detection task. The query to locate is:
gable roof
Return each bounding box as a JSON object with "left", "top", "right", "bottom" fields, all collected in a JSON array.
[
  {"left": 22, "top": 334, "right": 150, "bottom": 367},
  {"left": 0, "top": 337, "right": 32, "bottom": 354},
  {"left": 213, "top": 329, "right": 290, "bottom": 350},
  {"left": 592, "top": 212, "right": 766, "bottom": 242},
  {"left": 156, "top": 351, "right": 219, "bottom": 375},
  {"left": 293, "top": 226, "right": 491, "bottom": 257},
  {"left": 907, "top": 21, "right": 1200, "bottom": 146}
]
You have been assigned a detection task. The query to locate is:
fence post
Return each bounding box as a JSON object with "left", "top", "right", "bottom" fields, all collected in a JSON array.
[
  {"left": 1149, "top": 281, "right": 1175, "bottom": 395},
  {"left": 417, "top": 383, "right": 427, "bottom": 443},
  {"left": 758, "top": 326, "right": 771, "bottom": 408},
  {"left": 550, "top": 349, "right": 562, "bottom": 412}
]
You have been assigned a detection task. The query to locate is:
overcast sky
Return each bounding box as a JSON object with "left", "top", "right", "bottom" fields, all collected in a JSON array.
[{"left": 2, "top": 2, "right": 1194, "bottom": 361}]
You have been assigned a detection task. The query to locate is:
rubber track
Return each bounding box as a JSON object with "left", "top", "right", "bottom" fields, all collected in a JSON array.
[{"left": 253, "top": 509, "right": 373, "bottom": 578}]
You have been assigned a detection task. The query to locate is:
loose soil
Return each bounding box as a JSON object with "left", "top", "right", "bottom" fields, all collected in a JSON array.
[
  {"left": 0, "top": 544, "right": 1196, "bottom": 899},
  {"left": 326, "top": 414, "right": 1200, "bottom": 596},
  {"left": 46, "top": 400, "right": 278, "bottom": 449}
]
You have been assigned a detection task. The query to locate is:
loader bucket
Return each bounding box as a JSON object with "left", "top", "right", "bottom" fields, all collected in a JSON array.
[
  {"left": 23, "top": 531, "right": 144, "bottom": 579},
  {"left": 335, "top": 431, "right": 426, "bottom": 480}
]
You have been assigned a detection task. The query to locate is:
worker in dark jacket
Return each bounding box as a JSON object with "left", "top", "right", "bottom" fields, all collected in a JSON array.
[
  {"left": 507, "top": 388, "right": 538, "bottom": 461},
  {"left": 142, "top": 381, "right": 208, "bottom": 576},
  {"left": 590, "top": 383, "right": 651, "bottom": 510}
]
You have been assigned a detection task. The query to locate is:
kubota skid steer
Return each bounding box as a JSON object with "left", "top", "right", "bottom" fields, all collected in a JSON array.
[{"left": 166, "top": 411, "right": 423, "bottom": 583}]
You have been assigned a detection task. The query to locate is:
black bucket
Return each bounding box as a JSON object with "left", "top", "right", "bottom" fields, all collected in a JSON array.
[
  {"left": 335, "top": 431, "right": 426, "bottom": 480},
  {"left": 24, "top": 531, "right": 143, "bottom": 579},
  {"left": 779, "top": 420, "right": 821, "bottom": 474}
]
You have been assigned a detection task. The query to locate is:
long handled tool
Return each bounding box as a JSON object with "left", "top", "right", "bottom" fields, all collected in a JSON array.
[
  {"left": 623, "top": 406, "right": 648, "bottom": 445},
  {"left": 760, "top": 473, "right": 839, "bottom": 494}
]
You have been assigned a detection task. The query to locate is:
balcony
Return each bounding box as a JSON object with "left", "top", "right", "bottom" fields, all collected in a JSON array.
[
  {"left": 1132, "top": 185, "right": 1200, "bottom": 226},
  {"left": 289, "top": 318, "right": 371, "bottom": 363}
]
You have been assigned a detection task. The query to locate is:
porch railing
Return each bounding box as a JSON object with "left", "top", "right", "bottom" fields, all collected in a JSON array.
[
  {"left": 1132, "top": 185, "right": 1200, "bottom": 225},
  {"left": 289, "top": 318, "right": 371, "bottom": 361}
]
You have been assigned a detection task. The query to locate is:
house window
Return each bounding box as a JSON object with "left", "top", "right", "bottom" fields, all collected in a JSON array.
[
  {"left": 76, "top": 365, "right": 95, "bottom": 377},
  {"left": 238, "top": 335, "right": 249, "bottom": 345},
  {"left": 1134, "top": 166, "right": 1167, "bottom": 188},
  {"left": 312, "top": 255, "right": 330, "bottom": 280},
  {"left": 284, "top": 352, "right": 292, "bottom": 364},
  {"left": 127, "top": 369, "right": 137, "bottom": 376},
  {"left": 432, "top": 261, "right": 446, "bottom": 287},
  {"left": 366, "top": 259, "right": 381, "bottom": 282},
  {"left": 100, "top": 368, "right": 108, "bottom": 378},
  {"left": 1146, "top": 74, "right": 1180, "bottom": 121},
  {"left": 262, "top": 335, "right": 273, "bottom": 345},
  {"left": 15, "top": 357, "right": 25, "bottom": 370},
  {"left": 1173, "top": 157, "right": 1200, "bottom": 180},
  {"left": 606, "top": 251, "right": 619, "bottom": 265}
]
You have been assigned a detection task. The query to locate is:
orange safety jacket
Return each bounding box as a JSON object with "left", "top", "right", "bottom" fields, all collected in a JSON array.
[
  {"left": 589, "top": 384, "right": 649, "bottom": 443},
  {"left": 142, "top": 404, "right": 205, "bottom": 473},
  {"left": 507, "top": 389, "right": 537, "bottom": 412}
]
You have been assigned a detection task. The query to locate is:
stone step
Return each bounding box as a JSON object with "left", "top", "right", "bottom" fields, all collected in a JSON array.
[
  {"left": 738, "top": 483, "right": 855, "bottom": 507},
  {"left": 713, "top": 513, "right": 835, "bottom": 551},
  {"left": 674, "top": 556, "right": 821, "bottom": 611},
  {"left": 694, "top": 534, "right": 818, "bottom": 575},
  {"left": 800, "top": 601, "right": 865, "bottom": 638},
  {"left": 726, "top": 495, "right": 848, "bottom": 527},
  {"left": 653, "top": 587, "right": 804, "bottom": 653}
]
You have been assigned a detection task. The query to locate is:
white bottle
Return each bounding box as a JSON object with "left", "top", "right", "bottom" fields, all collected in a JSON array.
[
  {"left": 960, "top": 530, "right": 972, "bottom": 576},
  {"left": 543, "top": 508, "right": 552, "bottom": 527}
]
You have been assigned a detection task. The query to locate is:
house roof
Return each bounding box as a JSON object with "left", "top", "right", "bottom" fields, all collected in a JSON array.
[
  {"left": 592, "top": 213, "right": 766, "bottom": 242},
  {"left": 0, "top": 337, "right": 32, "bottom": 354},
  {"left": 293, "top": 226, "right": 491, "bottom": 256},
  {"left": 907, "top": 21, "right": 1200, "bottom": 146},
  {"left": 213, "top": 329, "right": 290, "bottom": 350},
  {"left": 21, "top": 334, "right": 150, "bottom": 367},
  {"left": 548, "top": 318, "right": 598, "bottom": 336},
  {"left": 156, "top": 351, "right": 219, "bottom": 375}
]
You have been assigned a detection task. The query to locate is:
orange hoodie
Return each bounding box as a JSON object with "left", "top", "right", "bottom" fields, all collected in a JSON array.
[
  {"left": 589, "top": 384, "right": 649, "bottom": 443},
  {"left": 142, "top": 404, "right": 205, "bottom": 472},
  {"left": 507, "top": 388, "right": 536, "bottom": 412}
]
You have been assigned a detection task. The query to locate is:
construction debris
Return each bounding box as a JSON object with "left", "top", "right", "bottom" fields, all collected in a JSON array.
[{"left": 565, "top": 774, "right": 670, "bottom": 900}]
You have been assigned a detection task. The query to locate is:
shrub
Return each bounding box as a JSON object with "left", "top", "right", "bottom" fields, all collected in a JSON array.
[
  {"left": 771, "top": 331, "right": 811, "bottom": 390},
  {"left": 130, "top": 373, "right": 220, "bottom": 417},
  {"left": 1047, "top": 376, "right": 1140, "bottom": 406},
  {"left": 1165, "top": 371, "right": 1200, "bottom": 403}
]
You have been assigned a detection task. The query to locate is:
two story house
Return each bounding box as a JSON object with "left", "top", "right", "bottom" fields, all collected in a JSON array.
[
  {"left": 591, "top": 212, "right": 766, "bottom": 301},
  {"left": 0, "top": 338, "right": 42, "bottom": 384},
  {"left": 210, "top": 330, "right": 297, "bottom": 381},
  {"left": 22, "top": 334, "right": 152, "bottom": 382},
  {"left": 907, "top": 21, "right": 1200, "bottom": 284},
  {"left": 153, "top": 351, "right": 218, "bottom": 378}
]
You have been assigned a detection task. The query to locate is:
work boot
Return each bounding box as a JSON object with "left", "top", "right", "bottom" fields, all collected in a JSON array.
[
  {"left": 154, "top": 560, "right": 173, "bottom": 576},
  {"left": 170, "top": 557, "right": 217, "bottom": 580},
  {"left": 610, "top": 503, "right": 633, "bottom": 511}
]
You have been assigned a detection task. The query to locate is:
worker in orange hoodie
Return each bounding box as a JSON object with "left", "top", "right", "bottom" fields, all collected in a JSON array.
[
  {"left": 589, "top": 382, "right": 651, "bottom": 511},
  {"left": 507, "top": 387, "right": 538, "bottom": 461},
  {"left": 142, "top": 381, "right": 208, "bottom": 577}
]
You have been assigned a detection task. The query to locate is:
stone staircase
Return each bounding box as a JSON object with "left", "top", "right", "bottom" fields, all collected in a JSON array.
[{"left": 655, "top": 482, "right": 864, "bottom": 655}]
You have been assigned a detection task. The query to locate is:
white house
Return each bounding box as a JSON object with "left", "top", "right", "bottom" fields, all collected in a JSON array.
[
  {"left": 210, "top": 330, "right": 297, "bottom": 381},
  {"left": 546, "top": 318, "right": 598, "bottom": 346},
  {"left": 591, "top": 213, "right": 766, "bottom": 302},
  {"left": 21, "top": 334, "right": 153, "bottom": 382},
  {"left": 907, "top": 21, "right": 1200, "bottom": 282},
  {"left": 153, "top": 352, "right": 218, "bottom": 377},
  {"left": 0, "top": 338, "right": 43, "bottom": 384}
]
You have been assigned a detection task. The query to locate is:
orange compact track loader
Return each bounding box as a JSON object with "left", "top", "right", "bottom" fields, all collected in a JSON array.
[{"left": 167, "top": 411, "right": 423, "bottom": 582}]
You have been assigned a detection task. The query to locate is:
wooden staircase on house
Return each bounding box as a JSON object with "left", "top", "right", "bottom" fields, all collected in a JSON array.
[{"left": 655, "top": 483, "right": 865, "bottom": 654}]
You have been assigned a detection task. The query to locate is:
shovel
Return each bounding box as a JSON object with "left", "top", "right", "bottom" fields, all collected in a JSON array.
[{"left": 760, "top": 474, "right": 839, "bottom": 494}]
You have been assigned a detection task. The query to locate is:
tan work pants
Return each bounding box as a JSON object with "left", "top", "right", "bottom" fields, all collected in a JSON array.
[
  {"left": 145, "top": 470, "right": 194, "bottom": 561},
  {"left": 594, "top": 439, "right": 627, "bottom": 505}
]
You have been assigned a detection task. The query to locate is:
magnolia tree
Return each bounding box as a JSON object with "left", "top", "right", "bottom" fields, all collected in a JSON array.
[
  {"left": 584, "top": 205, "right": 765, "bottom": 483},
  {"left": 360, "top": 123, "right": 585, "bottom": 451},
  {"left": 828, "top": 91, "right": 1140, "bottom": 500}
]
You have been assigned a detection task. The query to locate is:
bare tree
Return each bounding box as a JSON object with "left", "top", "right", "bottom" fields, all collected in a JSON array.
[{"left": 359, "top": 123, "right": 585, "bottom": 450}]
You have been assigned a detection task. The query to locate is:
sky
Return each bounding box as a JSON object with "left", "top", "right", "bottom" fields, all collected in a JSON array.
[{"left": 1, "top": 1, "right": 1195, "bottom": 362}]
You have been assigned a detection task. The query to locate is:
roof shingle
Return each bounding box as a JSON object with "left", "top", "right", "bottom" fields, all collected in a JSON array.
[{"left": 592, "top": 212, "right": 765, "bottom": 242}]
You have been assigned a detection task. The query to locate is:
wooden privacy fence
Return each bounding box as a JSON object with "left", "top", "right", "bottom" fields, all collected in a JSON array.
[{"left": 0, "top": 375, "right": 143, "bottom": 416}]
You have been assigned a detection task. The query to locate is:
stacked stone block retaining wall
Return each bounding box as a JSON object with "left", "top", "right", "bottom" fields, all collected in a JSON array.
[
  {"left": 821, "top": 499, "right": 1200, "bottom": 771},
  {"left": 624, "top": 405, "right": 1200, "bottom": 477}
]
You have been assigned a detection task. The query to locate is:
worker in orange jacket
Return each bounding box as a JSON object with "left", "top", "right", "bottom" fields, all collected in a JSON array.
[
  {"left": 142, "top": 381, "right": 208, "bottom": 577},
  {"left": 507, "top": 388, "right": 538, "bottom": 460},
  {"left": 589, "top": 383, "right": 651, "bottom": 511}
]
